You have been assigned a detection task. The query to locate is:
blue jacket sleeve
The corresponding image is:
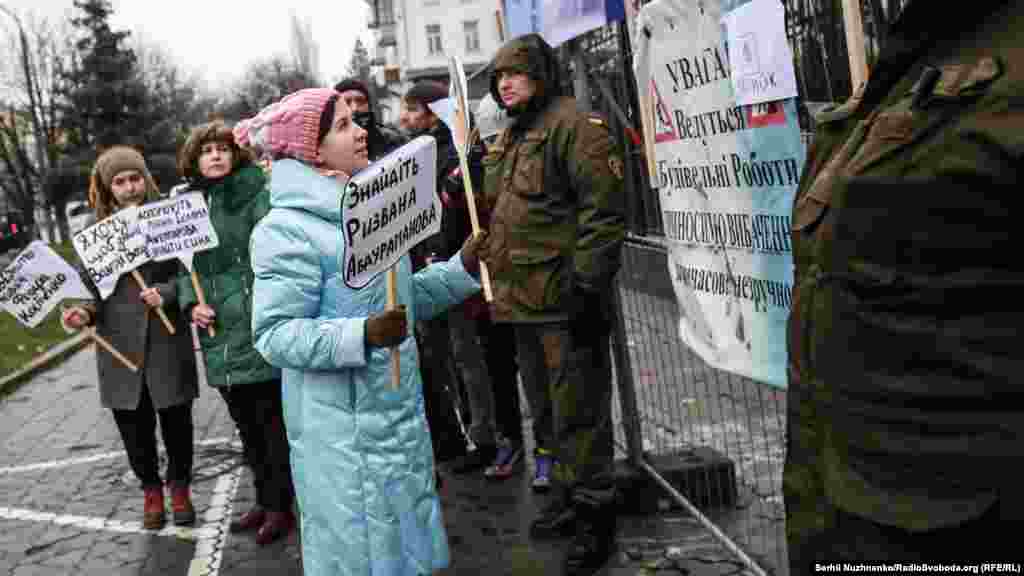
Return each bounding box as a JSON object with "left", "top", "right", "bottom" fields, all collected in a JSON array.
[
  {"left": 410, "top": 249, "right": 481, "bottom": 322},
  {"left": 251, "top": 215, "right": 368, "bottom": 371}
]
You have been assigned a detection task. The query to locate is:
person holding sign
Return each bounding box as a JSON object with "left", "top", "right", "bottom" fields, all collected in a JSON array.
[
  {"left": 399, "top": 80, "right": 476, "bottom": 467},
  {"left": 62, "top": 146, "right": 199, "bottom": 530},
  {"left": 238, "top": 87, "right": 485, "bottom": 576},
  {"left": 174, "top": 121, "right": 294, "bottom": 546},
  {"left": 478, "top": 34, "right": 627, "bottom": 576}
]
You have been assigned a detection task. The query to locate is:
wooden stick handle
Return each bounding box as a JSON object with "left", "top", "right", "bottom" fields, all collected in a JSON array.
[
  {"left": 842, "top": 0, "right": 868, "bottom": 91},
  {"left": 386, "top": 267, "right": 401, "bottom": 390},
  {"left": 131, "top": 270, "right": 176, "bottom": 335},
  {"left": 88, "top": 327, "right": 138, "bottom": 372},
  {"left": 455, "top": 146, "right": 494, "bottom": 302},
  {"left": 189, "top": 269, "right": 216, "bottom": 338},
  {"left": 640, "top": 81, "right": 659, "bottom": 184}
]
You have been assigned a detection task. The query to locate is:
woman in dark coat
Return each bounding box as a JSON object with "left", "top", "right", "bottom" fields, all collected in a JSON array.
[
  {"left": 398, "top": 81, "right": 472, "bottom": 467},
  {"left": 62, "top": 146, "right": 198, "bottom": 530},
  {"left": 174, "top": 122, "right": 294, "bottom": 545}
]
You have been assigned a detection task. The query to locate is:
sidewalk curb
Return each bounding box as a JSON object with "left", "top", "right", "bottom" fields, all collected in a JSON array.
[{"left": 0, "top": 332, "right": 93, "bottom": 398}]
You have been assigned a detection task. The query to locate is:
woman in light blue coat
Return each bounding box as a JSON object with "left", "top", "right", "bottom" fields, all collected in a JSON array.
[{"left": 237, "top": 88, "right": 484, "bottom": 575}]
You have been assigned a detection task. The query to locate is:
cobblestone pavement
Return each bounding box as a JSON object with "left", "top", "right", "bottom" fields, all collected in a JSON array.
[{"left": 0, "top": 345, "right": 762, "bottom": 576}]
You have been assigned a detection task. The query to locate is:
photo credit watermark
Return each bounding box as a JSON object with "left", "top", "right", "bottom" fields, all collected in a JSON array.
[{"left": 814, "top": 564, "right": 1022, "bottom": 575}]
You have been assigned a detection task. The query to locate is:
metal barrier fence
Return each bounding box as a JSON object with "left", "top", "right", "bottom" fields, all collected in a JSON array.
[{"left": 610, "top": 235, "right": 787, "bottom": 575}]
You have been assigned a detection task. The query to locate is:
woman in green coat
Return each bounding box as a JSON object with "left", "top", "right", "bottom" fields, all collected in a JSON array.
[{"left": 175, "top": 122, "right": 294, "bottom": 545}]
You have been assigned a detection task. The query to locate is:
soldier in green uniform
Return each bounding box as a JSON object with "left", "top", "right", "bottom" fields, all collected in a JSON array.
[
  {"left": 478, "top": 33, "right": 627, "bottom": 576},
  {"left": 786, "top": 0, "right": 1023, "bottom": 571}
]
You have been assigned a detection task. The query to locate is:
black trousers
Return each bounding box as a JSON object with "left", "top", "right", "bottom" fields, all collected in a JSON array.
[
  {"left": 417, "top": 316, "right": 468, "bottom": 462},
  {"left": 219, "top": 380, "right": 294, "bottom": 513},
  {"left": 112, "top": 384, "right": 193, "bottom": 489},
  {"left": 480, "top": 318, "right": 523, "bottom": 444}
]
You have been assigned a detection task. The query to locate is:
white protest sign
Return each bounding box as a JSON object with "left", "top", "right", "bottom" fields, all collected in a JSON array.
[
  {"left": 341, "top": 136, "right": 441, "bottom": 290},
  {"left": 138, "top": 192, "right": 219, "bottom": 271},
  {"left": 71, "top": 207, "right": 149, "bottom": 299},
  {"left": 449, "top": 55, "right": 471, "bottom": 155},
  {"left": 722, "top": 0, "right": 798, "bottom": 106},
  {"left": 428, "top": 56, "right": 472, "bottom": 154},
  {"left": 427, "top": 97, "right": 455, "bottom": 134},
  {"left": 0, "top": 241, "right": 93, "bottom": 328},
  {"left": 636, "top": 0, "right": 804, "bottom": 389}
]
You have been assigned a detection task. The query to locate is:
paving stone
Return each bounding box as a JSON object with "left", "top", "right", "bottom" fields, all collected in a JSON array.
[{"left": 1, "top": 336, "right": 780, "bottom": 576}]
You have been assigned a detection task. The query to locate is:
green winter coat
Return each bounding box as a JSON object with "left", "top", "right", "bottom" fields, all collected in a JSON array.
[
  {"left": 176, "top": 165, "right": 276, "bottom": 388},
  {"left": 785, "top": 0, "right": 1024, "bottom": 568},
  {"left": 481, "top": 36, "right": 627, "bottom": 324}
]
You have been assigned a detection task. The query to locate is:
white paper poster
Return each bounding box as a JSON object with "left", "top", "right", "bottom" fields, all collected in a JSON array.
[
  {"left": 635, "top": 0, "right": 805, "bottom": 388},
  {"left": 137, "top": 192, "right": 220, "bottom": 272},
  {"left": 0, "top": 241, "right": 93, "bottom": 328},
  {"left": 341, "top": 136, "right": 441, "bottom": 289},
  {"left": 71, "top": 208, "right": 149, "bottom": 299},
  {"left": 722, "top": 0, "right": 798, "bottom": 106}
]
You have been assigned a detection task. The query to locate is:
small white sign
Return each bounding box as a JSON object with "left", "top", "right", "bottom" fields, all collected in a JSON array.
[
  {"left": 722, "top": 0, "right": 798, "bottom": 106},
  {"left": 341, "top": 136, "right": 441, "bottom": 290},
  {"left": 137, "top": 192, "right": 220, "bottom": 272},
  {"left": 0, "top": 241, "right": 93, "bottom": 328},
  {"left": 71, "top": 208, "right": 149, "bottom": 299}
]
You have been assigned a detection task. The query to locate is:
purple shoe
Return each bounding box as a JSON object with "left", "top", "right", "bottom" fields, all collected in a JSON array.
[
  {"left": 484, "top": 442, "right": 524, "bottom": 480},
  {"left": 532, "top": 450, "right": 554, "bottom": 493}
]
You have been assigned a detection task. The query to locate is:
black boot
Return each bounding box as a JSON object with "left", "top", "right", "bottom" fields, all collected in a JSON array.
[
  {"left": 563, "top": 499, "right": 616, "bottom": 576},
  {"left": 530, "top": 488, "right": 577, "bottom": 539}
]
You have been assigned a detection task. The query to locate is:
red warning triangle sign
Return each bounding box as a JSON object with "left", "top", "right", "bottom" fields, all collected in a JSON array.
[{"left": 651, "top": 80, "right": 677, "bottom": 143}]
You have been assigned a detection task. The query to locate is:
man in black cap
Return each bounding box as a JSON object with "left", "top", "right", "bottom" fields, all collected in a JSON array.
[{"left": 334, "top": 78, "right": 406, "bottom": 161}]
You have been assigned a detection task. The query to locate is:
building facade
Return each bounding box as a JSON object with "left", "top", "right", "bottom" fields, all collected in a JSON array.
[{"left": 365, "top": 0, "right": 508, "bottom": 124}]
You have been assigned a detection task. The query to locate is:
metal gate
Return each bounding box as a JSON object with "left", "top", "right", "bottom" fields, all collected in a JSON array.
[{"left": 565, "top": 2, "right": 910, "bottom": 573}]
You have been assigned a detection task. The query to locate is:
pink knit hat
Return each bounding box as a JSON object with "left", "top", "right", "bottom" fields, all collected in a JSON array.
[{"left": 233, "top": 88, "right": 338, "bottom": 165}]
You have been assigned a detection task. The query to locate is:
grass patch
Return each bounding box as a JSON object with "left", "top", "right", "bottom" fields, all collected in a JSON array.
[{"left": 0, "top": 241, "right": 83, "bottom": 379}]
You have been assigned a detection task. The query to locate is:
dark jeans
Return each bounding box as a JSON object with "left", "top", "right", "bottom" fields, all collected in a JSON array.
[
  {"left": 112, "top": 383, "right": 193, "bottom": 489},
  {"left": 219, "top": 380, "right": 294, "bottom": 513},
  {"left": 514, "top": 322, "right": 616, "bottom": 505},
  {"left": 481, "top": 319, "right": 523, "bottom": 445},
  {"left": 417, "top": 316, "right": 468, "bottom": 462}
]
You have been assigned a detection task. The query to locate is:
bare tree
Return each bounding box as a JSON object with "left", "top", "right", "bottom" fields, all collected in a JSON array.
[
  {"left": 217, "top": 55, "right": 318, "bottom": 122},
  {"left": 131, "top": 37, "right": 211, "bottom": 153},
  {"left": 290, "top": 11, "right": 320, "bottom": 86},
  {"left": 0, "top": 8, "right": 71, "bottom": 239}
]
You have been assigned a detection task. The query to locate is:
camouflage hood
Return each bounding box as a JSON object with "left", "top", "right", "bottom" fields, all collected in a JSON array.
[{"left": 489, "top": 33, "right": 564, "bottom": 120}]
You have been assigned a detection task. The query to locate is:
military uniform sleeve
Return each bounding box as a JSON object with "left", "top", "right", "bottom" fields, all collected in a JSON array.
[{"left": 567, "top": 115, "right": 627, "bottom": 292}]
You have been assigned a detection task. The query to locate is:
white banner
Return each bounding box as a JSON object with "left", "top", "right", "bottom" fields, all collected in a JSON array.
[
  {"left": 0, "top": 241, "right": 93, "bottom": 328},
  {"left": 137, "top": 192, "right": 220, "bottom": 272},
  {"left": 71, "top": 207, "right": 149, "bottom": 299},
  {"left": 635, "top": 0, "right": 805, "bottom": 388},
  {"left": 341, "top": 136, "right": 441, "bottom": 289}
]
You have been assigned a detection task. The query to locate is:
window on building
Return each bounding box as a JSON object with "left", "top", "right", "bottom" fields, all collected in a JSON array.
[
  {"left": 377, "top": 0, "right": 394, "bottom": 23},
  {"left": 427, "top": 24, "right": 444, "bottom": 55},
  {"left": 463, "top": 20, "right": 480, "bottom": 53}
]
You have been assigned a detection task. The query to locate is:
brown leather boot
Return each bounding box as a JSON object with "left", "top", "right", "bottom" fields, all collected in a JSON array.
[
  {"left": 143, "top": 486, "right": 165, "bottom": 530},
  {"left": 170, "top": 484, "right": 196, "bottom": 526},
  {"left": 255, "top": 510, "right": 294, "bottom": 546},
  {"left": 229, "top": 507, "right": 266, "bottom": 533}
]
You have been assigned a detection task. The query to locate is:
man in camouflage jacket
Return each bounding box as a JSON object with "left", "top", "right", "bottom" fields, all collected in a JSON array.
[
  {"left": 786, "top": 0, "right": 1023, "bottom": 571},
  {"left": 478, "top": 33, "right": 627, "bottom": 576}
]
